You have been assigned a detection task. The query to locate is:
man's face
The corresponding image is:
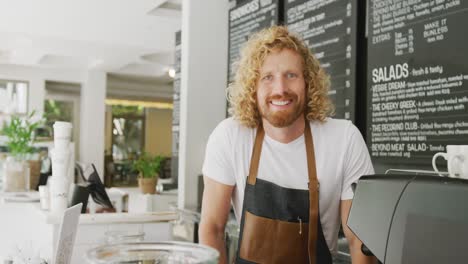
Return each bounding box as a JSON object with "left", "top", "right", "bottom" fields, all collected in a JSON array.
[{"left": 256, "top": 49, "right": 306, "bottom": 128}]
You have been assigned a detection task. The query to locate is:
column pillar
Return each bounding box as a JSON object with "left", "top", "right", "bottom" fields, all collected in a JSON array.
[{"left": 178, "top": 0, "right": 229, "bottom": 209}]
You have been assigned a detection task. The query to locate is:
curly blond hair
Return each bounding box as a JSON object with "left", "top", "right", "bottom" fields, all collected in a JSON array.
[{"left": 227, "top": 26, "right": 334, "bottom": 128}]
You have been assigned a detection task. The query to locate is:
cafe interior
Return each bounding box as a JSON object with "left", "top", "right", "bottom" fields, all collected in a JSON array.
[{"left": 0, "top": 0, "right": 467, "bottom": 263}]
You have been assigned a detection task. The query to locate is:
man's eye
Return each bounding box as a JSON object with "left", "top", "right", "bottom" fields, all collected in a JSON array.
[
  {"left": 262, "top": 75, "right": 272, "bottom": 81},
  {"left": 287, "top": 73, "right": 297, "bottom": 78}
]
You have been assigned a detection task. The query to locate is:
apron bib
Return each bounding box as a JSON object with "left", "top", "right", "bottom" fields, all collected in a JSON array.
[{"left": 235, "top": 122, "right": 332, "bottom": 264}]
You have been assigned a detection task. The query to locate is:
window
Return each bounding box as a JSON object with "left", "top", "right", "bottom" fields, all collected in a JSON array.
[
  {"left": 107, "top": 105, "right": 145, "bottom": 186},
  {"left": 44, "top": 81, "right": 81, "bottom": 157},
  {"left": 0, "top": 80, "right": 28, "bottom": 114}
]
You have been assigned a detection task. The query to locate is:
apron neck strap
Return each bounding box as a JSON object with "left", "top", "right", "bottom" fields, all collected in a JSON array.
[
  {"left": 304, "top": 121, "right": 319, "bottom": 264},
  {"left": 304, "top": 121, "right": 318, "bottom": 186},
  {"left": 247, "top": 125, "right": 265, "bottom": 185}
]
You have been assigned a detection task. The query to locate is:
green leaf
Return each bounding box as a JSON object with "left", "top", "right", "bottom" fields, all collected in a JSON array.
[
  {"left": 132, "top": 152, "right": 165, "bottom": 178},
  {"left": 1, "top": 111, "right": 44, "bottom": 158}
]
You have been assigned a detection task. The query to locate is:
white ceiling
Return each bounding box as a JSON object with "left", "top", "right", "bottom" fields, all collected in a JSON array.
[{"left": 0, "top": 0, "right": 181, "bottom": 79}]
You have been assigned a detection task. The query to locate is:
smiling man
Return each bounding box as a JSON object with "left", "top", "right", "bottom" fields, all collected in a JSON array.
[{"left": 199, "top": 26, "right": 376, "bottom": 264}]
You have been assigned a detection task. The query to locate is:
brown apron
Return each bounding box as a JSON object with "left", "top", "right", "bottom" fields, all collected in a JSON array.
[{"left": 235, "top": 121, "right": 332, "bottom": 264}]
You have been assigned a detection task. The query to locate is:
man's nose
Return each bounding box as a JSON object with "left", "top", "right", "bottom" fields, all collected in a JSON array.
[{"left": 271, "top": 75, "right": 288, "bottom": 95}]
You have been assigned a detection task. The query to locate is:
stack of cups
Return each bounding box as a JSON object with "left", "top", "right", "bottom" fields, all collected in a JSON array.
[
  {"left": 38, "top": 185, "right": 50, "bottom": 210},
  {"left": 49, "top": 121, "right": 73, "bottom": 214}
]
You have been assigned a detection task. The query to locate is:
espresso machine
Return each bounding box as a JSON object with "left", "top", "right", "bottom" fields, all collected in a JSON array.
[{"left": 347, "top": 174, "right": 468, "bottom": 264}]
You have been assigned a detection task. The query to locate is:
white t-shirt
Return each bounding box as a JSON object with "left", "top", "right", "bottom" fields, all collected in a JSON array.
[{"left": 202, "top": 117, "right": 374, "bottom": 254}]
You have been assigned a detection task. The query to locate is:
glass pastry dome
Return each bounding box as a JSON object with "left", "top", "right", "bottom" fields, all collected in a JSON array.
[{"left": 86, "top": 241, "right": 219, "bottom": 264}]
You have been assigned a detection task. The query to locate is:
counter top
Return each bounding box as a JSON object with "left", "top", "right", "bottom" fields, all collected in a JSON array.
[
  {"left": 46, "top": 210, "right": 178, "bottom": 224},
  {"left": 0, "top": 199, "right": 178, "bottom": 224}
]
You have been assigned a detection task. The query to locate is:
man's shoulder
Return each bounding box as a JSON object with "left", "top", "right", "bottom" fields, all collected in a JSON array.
[
  {"left": 311, "top": 117, "right": 353, "bottom": 132},
  {"left": 311, "top": 118, "right": 363, "bottom": 148},
  {"left": 215, "top": 117, "right": 251, "bottom": 131},
  {"left": 211, "top": 117, "right": 254, "bottom": 140}
]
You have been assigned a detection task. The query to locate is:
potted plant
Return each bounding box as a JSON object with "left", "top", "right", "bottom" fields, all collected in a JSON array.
[
  {"left": 1, "top": 112, "right": 42, "bottom": 191},
  {"left": 132, "top": 153, "right": 164, "bottom": 194}
]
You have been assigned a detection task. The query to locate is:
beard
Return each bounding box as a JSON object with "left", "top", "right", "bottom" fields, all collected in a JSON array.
[{"left": 258, "top": 92, "right": 305, "bottom": 128}]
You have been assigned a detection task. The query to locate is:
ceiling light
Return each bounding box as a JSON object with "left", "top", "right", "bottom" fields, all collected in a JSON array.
[
  {"left": 168, "top": 68, "right": 176, "bottom": 78},
  {"left": 105, "top": 99, "right": 173, "bottom": 109}
]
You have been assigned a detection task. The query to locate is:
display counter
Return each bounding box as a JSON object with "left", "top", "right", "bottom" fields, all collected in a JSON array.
[{"left": 0, "top": 199, "right": 177, "bottom": 263}]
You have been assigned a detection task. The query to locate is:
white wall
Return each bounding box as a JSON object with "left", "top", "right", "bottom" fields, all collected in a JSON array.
[
  {"left": 178, "top": 0, "right": 229, "bottom": 209},
  {"left": 145, "top": 108, "right": 172, "bottom": 157},
  {"left": 0, "top": 65, "right": 107, "bottom": 179},
  {"left": 0, "top": 64, "right": 85, "bottom": 116}
]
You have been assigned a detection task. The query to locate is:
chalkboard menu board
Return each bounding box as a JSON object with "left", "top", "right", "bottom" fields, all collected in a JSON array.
[
  {"left": 171, "top": 31, "right": 181, "bottom": 182},
  {"left": 367, "top": 0, "right": 468, "bottom": 163},
  {"left": 228, "top": 0, "right": 280, "bottom": 82},
  {"left": 285, "top": 0, "right": 358, "bottom": 120}
]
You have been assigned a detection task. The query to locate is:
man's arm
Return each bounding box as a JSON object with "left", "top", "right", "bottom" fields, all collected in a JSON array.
[
  {"left": 341, "top": 199, "right": 377, "bottom": 264},
  {"left": 199, "top": 176, "right": 234, "bottom": 264}
]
